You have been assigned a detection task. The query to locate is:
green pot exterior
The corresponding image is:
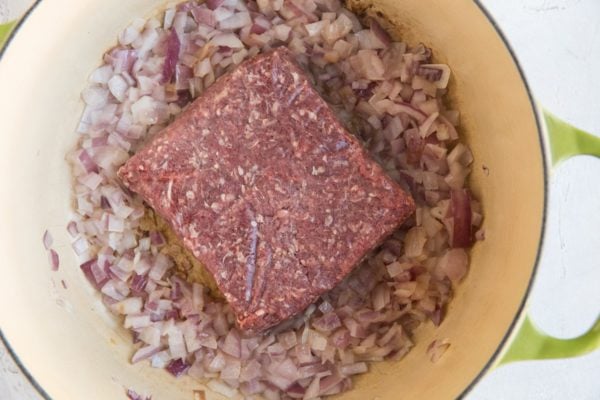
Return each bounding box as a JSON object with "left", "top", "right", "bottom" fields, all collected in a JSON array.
[
  {"left": 497, "top": 112, "right": 600, "bottom": 366},
  {"left": 0, "top": 21, "right": 15, "bottom": 47}
]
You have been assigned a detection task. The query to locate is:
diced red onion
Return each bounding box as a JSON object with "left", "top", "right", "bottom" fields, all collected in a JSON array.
[
  {"left": 210, "top": 32, "right": 245, "bottom": 48},
  {"left": 48, "top": 249, "right": 59, "bottom": 271},
  {"left": 162, "top": 29, "right": 181, "bottom": 84},
  {"left": 340, "top": 362, "right": 368, "bottom": 375},
  {"left": 355, "top": 29, "right": 386, "bottom": 50},
  {"left": 148, "top": 254, "right": 171, "bottom": 280},
  {"left": 79, "top": 172, "right": 103, "bottom": 190},
  {"left": 43, "top": 230, "right": 53, "bottom": 250},
  {"left": 221, "top": 330, "right": 241, "bottom": 358},
  {"left": 80, "top": 260, "right": 103, "bottom": 289},
  {"left": 206, "top": 0, "right": 225, "bottom": 10},
  {"left": 151, "top": 350, "right": 172, "bottom": 368},
  {"left": 427, "top": 339, "right": 450, "bottom": 363},
  {"left": 66, "top": 221, "right": 79, "bottom": 238},
  {"left": 126, "top": 388, "right": 151, "bottom": 400},
  {"left": 221, "top": 358, "right": 241, "bottom": 380},
  {"left": 89, "top": 65, "right": 114, "bottom": 84},
  {"left": 319, "top": 373, "right": 343, "bottom": 395},
  {"left": 348, "top": 49, "right": 385, "bottom": 80},
  {"left": 419, "top": 111, "right": 439, "bottom": 138},
  {"left": 167, "top": 327, "right": 186, "bottom": 359},
  {"left": 109, "top": 49, "right": 137, "bottom": 74},
  {"left": 113, "top": 297, "right": 143, "bottom": 314},
  {"left": 191, "top": 283, "right": 204, "bottom": 311},
  {"left": 71, "top": 236, "right": 90, "bottom": 256},
  {"left": 447, "top": 143, "right": 473, "bottom": 167},
  {"left": 191, "top": 7, "right": 216, "bottom": 27},
  {"left": 307, "top": 330, "right": 327, "bottom": 351},
  {"left": 163, "top": 8, "right": 176, "bottom": 29},
  {"left": 124, "top": 314, "right": 152, "bottom": 329},
  {"left": 102, "top": 280, "right": 128, "bottom": 301},
  {"left": 419, "top": 64, "right": 451, "bottom": 89},
  {"left": 166, "top": 358, "right": 190, "bottom": 377},
  {"left": 149, "top": 231, "right": 165, "bottom": 246},
  {"left": 208, "top": 351, "right": 227, "bottom": 372},
  {"left": 277, "top": 331, "right": 297, "bottom": 350},
  {"left": 404, "top": 227, "right": 427, "bottom": 258},
  {"left": 267, "top": 373, "right": 294, "bottom": 391},
  {"left": 110, "top": 263, "right": 132, "bottom": 281},
  {"left": 475, "top": 227, "right": 485, "bottom": 241},
  {"left": 140, "top": 326, "right": 161, "bottom": 347},
  {"left": 77, "top": 149, "right": 98, "bottom": 173},
  {"left": 198, "top": 332, "right": 218, "bottom": 350},
  {"left": 108, "top": 75, "right": 129, "bottom": 102},
  {"left": 68, "top": 2, "right": 479, "bottom": 398},
  {"left": 220, "top": 11, "right": 251, "bottom": 30},
  {"left": 450, "top": 189, "right": 472, "bottom": 248},
  {"left": 250, "top": 16, "right": 270, "bottom": 34},
  {"left": 137, "top": 27, "right": 161, "bottom": 58},
  {"left": 82, "top": 86, "right": 109, "bottom": 108},
  {"left": 436, "top": 248, "right": 468, "bottom": 284},
  {"left": 305, "top": 21, "right": 326, "bottom": 37},
  {"left": 214, "top": 7, "right": 234, "bottom": 23},
  {"left": 273, "top": 24, "right": 291, "bottom": 41},
  {"left": 132, "top": 344, "right": 162, "bottom": 363},
  {"left": 388, "top": 102, "right": 427, "bottom": 123},
  {"left": 240, "top": 360, "right": 262, "bottom": 382},
  {"left": 369, "top": 19, "right": 391, "bottom": 47},
  {"left": 312, "top": 312, "right": 341, "bottom": 332}
]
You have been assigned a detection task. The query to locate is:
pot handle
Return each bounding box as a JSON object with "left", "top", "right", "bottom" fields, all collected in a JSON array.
[
  {"left": 545, "top": 111, "right": 600, "bottom": 165},
  {"left": 498, "top": 111, "right": 600, "bottom": 365},
  {"left": 0, "top": 21, "right": 16, "bottom": 48}
]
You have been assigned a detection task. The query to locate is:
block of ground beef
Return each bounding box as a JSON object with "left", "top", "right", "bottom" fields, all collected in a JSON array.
[{"left": 118, "top": 47, "right": 415, "bottom": 332}]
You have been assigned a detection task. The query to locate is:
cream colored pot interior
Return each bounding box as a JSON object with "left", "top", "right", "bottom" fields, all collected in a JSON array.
[{"left": 0, "top": 0, "right": 544, "bottom": 399}]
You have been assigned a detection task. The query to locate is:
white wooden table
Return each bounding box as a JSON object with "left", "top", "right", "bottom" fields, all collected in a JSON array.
[{"left": 1, "top": 0, "right": 600, "bottom": 398}]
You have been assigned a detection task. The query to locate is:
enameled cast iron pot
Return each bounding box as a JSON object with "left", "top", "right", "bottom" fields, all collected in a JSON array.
[{"left": 1, "top": 0, "right": 599, "bottom": 399}]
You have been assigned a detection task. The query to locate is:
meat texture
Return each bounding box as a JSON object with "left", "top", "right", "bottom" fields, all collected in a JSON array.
[{"left": 118, "top": 47, "right": 415, "bottom": 332}]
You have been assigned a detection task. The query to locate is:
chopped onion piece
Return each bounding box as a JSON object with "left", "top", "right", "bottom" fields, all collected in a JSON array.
[
  {"left": 166, "top": 358, "right": 189, "bottom": 377},
  {"left": 48, "top": 249, "right": 59, "bottom": 271},
  {"left": 340, "top": 362, "right": 368, "bottom": 375},
  {"left": 126, "top": 388, "right": 151, "bottom": 400},
  {"left": 124, "top": 314, "right": 152, "bottom": 329},
  {"left": 71, "top": 236, "right": 90, "bottom": 256},
  {"left": 108, "top": 75, "right": 129, "bottom": 102},
  {"left": 162, "top": 29, "right": 181, "bottom": 84},
  {"left": 427, "top": 338, "right": 450, "bottom": 363},
  {"left": 420, "top": 64, "right": 451, "bottom": 89},
  {"left": 219, "top": 11, "right": 251, "bottom": 30},
  {"left": 436, "top": 248, "right": 468, "bottom": 284},
  {"left": 210, "top": 32, "right": 245, "bottom": 48},
  {"left": 82, "top": 86, "right": 109, "bottom": 108},
  {"left": 451, "top": 189, "right": 472, "bottom": 248},
  {"left": 113, "top": 297, "right": 143, "bottom": 314},
  {"left": 43, "top": 230, "right": 53, "bottom": 250},
  {"left": 89, "top": 65, "right": 114, "bottom": 84},
  {"left": 131, "top": 344, "right": 161, "bottom": 363}
]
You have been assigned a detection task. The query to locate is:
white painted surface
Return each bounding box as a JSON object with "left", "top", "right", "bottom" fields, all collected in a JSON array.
[
  {"left": 467, "top": 0, "right": 600, "bottom": 398},
  {"left": 1, "top": 0, "right": 599, "bottom": 398}
]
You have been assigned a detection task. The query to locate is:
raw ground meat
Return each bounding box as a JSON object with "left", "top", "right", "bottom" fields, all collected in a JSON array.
[{"left": 119, "top": 47, "right": 415, "bottom": 332}]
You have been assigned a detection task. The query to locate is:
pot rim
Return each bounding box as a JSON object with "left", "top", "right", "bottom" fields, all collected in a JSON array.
[
  {"left": 0, "top": 0, "right": 549, "bottom": 399},
  {"left": 454, "top": 2, "right": 549, "bottom": 396}
]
